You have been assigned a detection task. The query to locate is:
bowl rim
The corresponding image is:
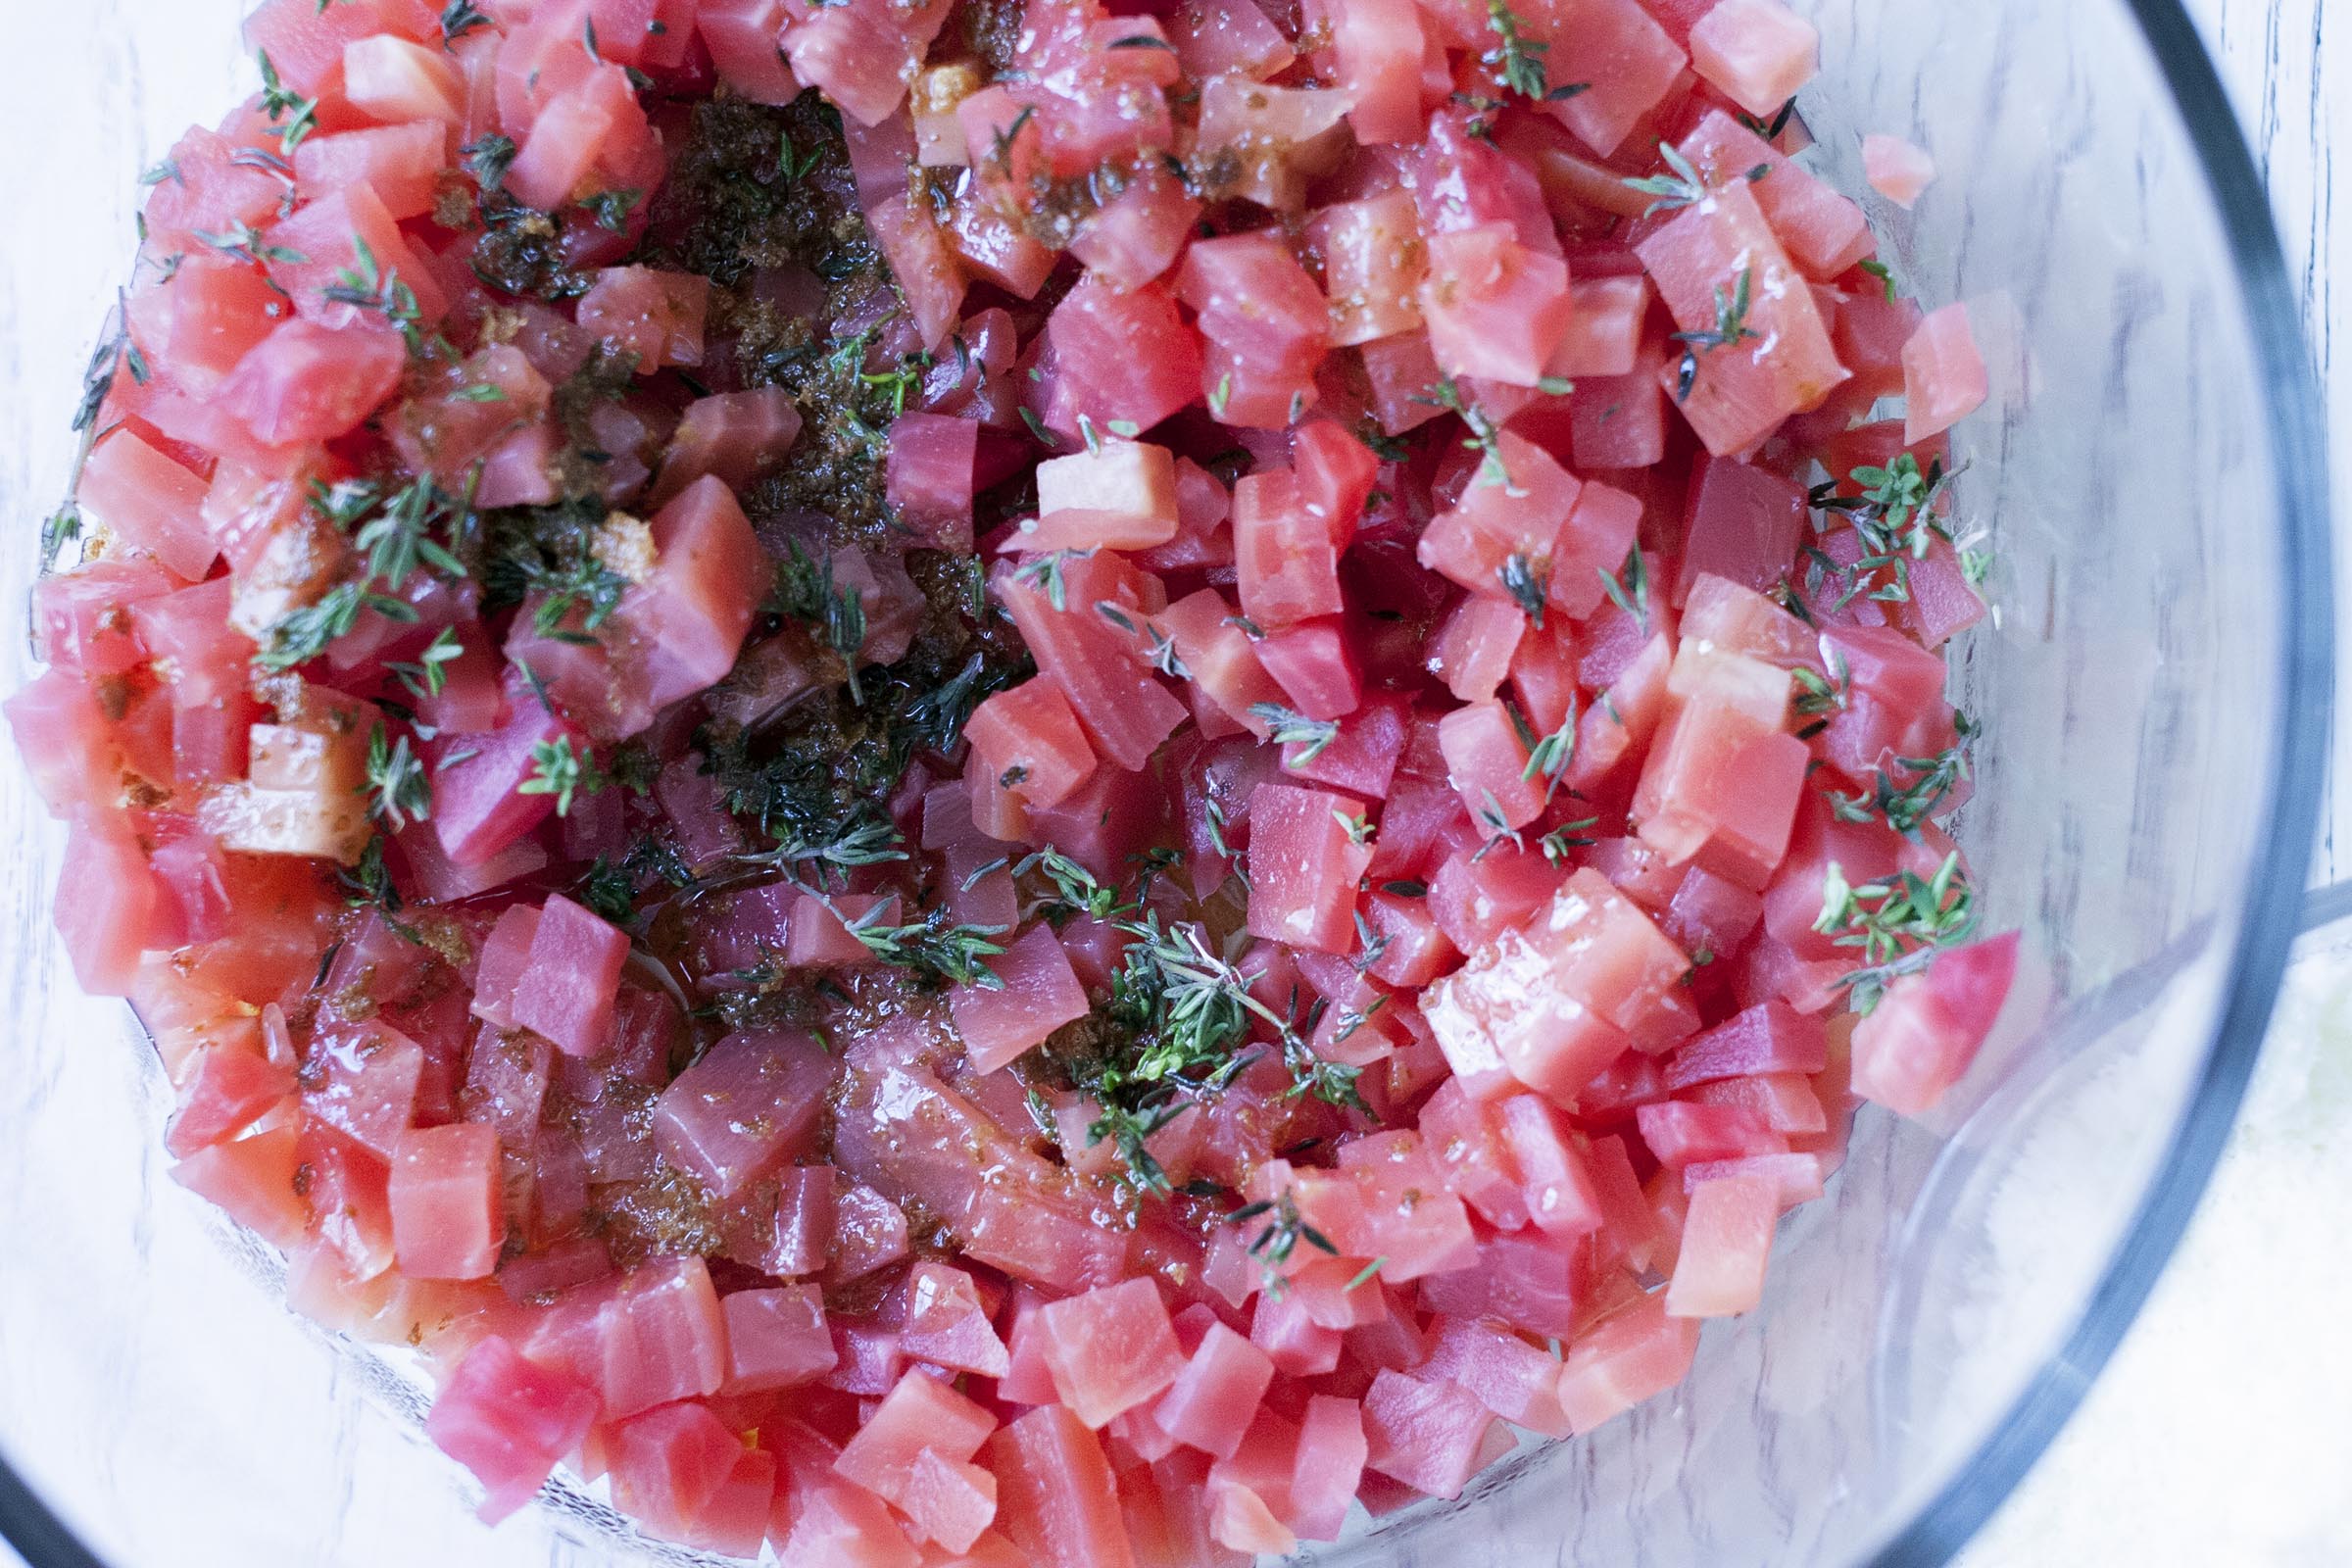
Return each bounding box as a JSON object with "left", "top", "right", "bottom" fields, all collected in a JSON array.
[
  {"left": 1860, "top": 0, "right": 2334, "bottom": 1561},
  {"left": 0, "top": 1, "right": 2332, "bottom": 1565}
]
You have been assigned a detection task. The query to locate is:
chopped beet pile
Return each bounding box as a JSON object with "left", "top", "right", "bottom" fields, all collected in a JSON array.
[{"left": 13, "top": 0, "right": 2021, "bottom": 1556}]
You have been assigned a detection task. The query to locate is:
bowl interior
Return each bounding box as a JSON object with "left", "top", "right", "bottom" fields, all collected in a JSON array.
[{"left": 0, "top": 0, "right": 2326, "bottom": 1565}]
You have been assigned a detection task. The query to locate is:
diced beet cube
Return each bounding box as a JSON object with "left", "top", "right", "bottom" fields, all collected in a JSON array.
[
  {"left": 1035, "top": 1277, "right": 1187, "bottom": 1428},
  {"left": 1245, "top": 782, "right": 1375, "bottom": 954},
  {"left": 1850, "top": 929, "right": 2022, "bottom": 1115},
  {"left": 948, "top": 922, "right": 1090, "bottom": 1075},
  {"left": 424, "top": 1336, "right": 600, "bottom": 1523},
  {"left": 509, "top": 895, "right": 630, "bottom": 1057},
  {"left": 1664, "top": 1001, "right": 1830, "bottom": 1090},
  {"left": 1359, "top": 1370, "right": 1497, "bottom": 1501},
  {"left": 985, "top": 1405, "right": 1137, "bottom": 1568},
  {"left": 1664, "top": 1171, "right": 1780, "bottom": 1316},
  {"left": 836, "top": 1370, "right": 999, "bottom": 1504},
  {"left": 1151, "top": 1321, "right": 1277, "bottom": 1461},
  {"left": 651, "top": 1027, "right": 833, "bottom": 1200},
  {"left": 1556, "top": 1293, "right": 1700, "bottom": 1434},
  {"left": 898, "top": 1259, "right": 1012, "bottom": 1377},
  {"left": 721, "top": 1285, "right": 839, "bottom": 1393}
]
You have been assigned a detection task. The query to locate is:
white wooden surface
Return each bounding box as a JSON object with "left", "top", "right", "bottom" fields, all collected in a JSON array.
[{"left": 0, "top": 0, "right": 2342, "bottom": 1564}]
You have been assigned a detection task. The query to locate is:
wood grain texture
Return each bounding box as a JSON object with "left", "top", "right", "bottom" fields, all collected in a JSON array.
[{"left": 0, "top": 1, "right": 2339, "bottom": 1565}]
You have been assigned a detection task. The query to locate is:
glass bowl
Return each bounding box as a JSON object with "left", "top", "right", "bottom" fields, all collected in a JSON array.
[{"left": 0, "top": 0, "right": 2329, "bottom": 1564}]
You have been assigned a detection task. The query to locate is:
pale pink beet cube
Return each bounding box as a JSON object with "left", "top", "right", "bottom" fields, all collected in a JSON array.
[
  {"left": 720, "top": 1284, "right": 839, "bottom": 1393},
  {"left": 898, "top": 1259, "right": 1011, "bottom": 1377},
  {"left": 1250, "top": 1287, "right": 1343, "bottom": 1377},
  {"left": 651, "top": 1027, "right": 832, "bottom": 1200},
  {"left": 1903, "top": 302, "right": 1989, "bottom": 444},
  {"left": 623, "top": 474, "right": 770, "bottom": 710},
  {"left": 1665, "top": 1171, "right": 1781, "bottom": 1317},
  {"left": 388, "top": 1122, "right": 503, "bottom": 1280},
  {"left": 984, "top": 1406, "right": 1135, "bottom": 1568},
  {"left": 1851, "top": 929, "right": 2022, "bottom": 1115},
  {"left": 1359, "top": 1370, "right": 1497, "bottom": 1500},
  {"left": 899, "top": 1448, "right": 1000, "bottom": 1553},
  {"left": 1287, "top": 1394, "right": 1366, "bottom": 1541},
  {"left": 1496, "top": 1096, "right": 1606, "bottom": 1240},
  {"left": 1863, "top": 132, "right": 1936, "bottom": 208},
  {"left": 835, "top": 1369, "right": 1000, "bottom": 1502},
  {"left": 526, "top": 1255, "right": 730, "bottom": 1420},
  {"left": 1152, "top": 1321, "right": 1277, "bottom": 1460},
  {"left": 1556, "top": 1293, "right": 1701, "bottom": 1434},
  {"left": 508, "top": 895, "right": 630, "bottom": 1057},
  {"left": 829, "top": 1182, "right": 913, "bottom": 1281},
  {"left": 468, "top": 902, "right": 543, "bottom": 1030},
  {"left": 424, "top": 1336, "right": 599, "bottom": 1522},
  {"left": 948, "top": 922, "right": 1090, "bottom": 1075},
  {"left": 1688, "top": 0, "right": 1819, "bottom": 118},
  {"left": 1421, "top": 1315, "right": 1574, "bottom": 1438},
  {"left": 1036, "top": 1277, "right": 1188, "bottom": 1428},
  {"left": 428, "top": 673, "right": 582, "bottom": 868}
]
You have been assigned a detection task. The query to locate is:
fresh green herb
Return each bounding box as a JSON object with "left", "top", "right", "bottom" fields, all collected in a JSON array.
[
  {"left": 1382, "top": 879, "right": 1427, "bottom": 898},
  {"left": 255, "top": 51, "right": 319, "bottom": 154},
  {"left": 193, "top": 220, "right": 307, "bottom": 269},
  {"left": 1814, "top": 852, "right": 1978, "bottom": 1011},
  {"left": 1522, "top": 701, "right": 1578, "bottom": 801},
  {"left": 847, "top": 906, "right": 1009, "bottom": 988},
  {"left": 778, "top": 130, "right": 824, "bottom": 183},
  {"left": 1470, "top": 789, "right": 1526, "bottom": 860},
  {"left": 337, "top": 834, "right": 402, "bottom": 911},
  {"left": 1481, "top": 0, "right": 1585, "bottom": 103},
  {"left": 1671, "top": 266, "right": 1755, "bottom": 402},
  {"left": 1227, "top": 1191, "right": 1340, "bottom": 1298},
  {"left": 1344, "top": 1256, "right": 1388, "bottom": 1293},
  {"left": 1009, "top": 548, "right": 1094, "bottom": 612},
  {"left": 1413, "top": 377, "right": 1517, "bottom": 492},
  {"left": 770, "top": 542, "right": 869, "bottom": 699},
  {"left": 318, "top": 477, "right": 470, "bottom": 593},
  {"left": 577, "top": 855, "right": 640, "bottom": 925},
  {"left": 1499, "top": 552, "right": 1549, "bottom": 626},
  {"left": 323, "top": 235, "right": 424, "bottom": 350},
  {"left": 363, "top": 723, "right": 432, "bottom": 830},
  {"left": 1251, "top": 704, "right": 1341, "bottom": 765},
  {"left": 1207, "top": 373, "right": 1233, "bottom": 417},
  {"left": 1790, "top": 654, "right": 1850, "bottom": 738},
  {"left": 462, "top": 133, "right": 517, "bottom": 191},
  {"left": 730, "top": 808, "right": 907, "bottom": 892},
  {"left": 1858, "top": 258, "right": 1897, "bottom": 301},
  {"left": 518, "top": 735, "right": 595, "bottom": 816},
  {"left": 1333, "top": 808, "right": 1375, "bottom": 846},
  {"left": 1622, "top": 139, "right": 1712, "bottom": 215},
  {"left": 1814, "top": 452, "right": 1959, "bottom": 605},
  {"left": 1962, "top": 546, "right": 1993, "bottom": 588},
  {"left": 1538, "top": 816, "right": 1600, "bottom": 864},
  {"left": 441, "top": 0, "right": 493, "bottom": 44},
  {"left": 257, "top": 582, "right": 413, "bottom": 670},
  {"left": 581, "top": 187, "right": 642, "bottom": 233},
  {"left": 1827, "top": 716, "right": 1978, "bottom": 835},
  {"left": 1596, "top": 545, "right": 1650, "bottom": 634},
  {"left": 1331, "top": 996, "right": 1388, "bottom": 1044},
  {"left": 39, "top": 506, "right": 81, "bottom": 572},
  {"left": 1143, "top": 626, "right": 1189, "bottom": 679}
]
